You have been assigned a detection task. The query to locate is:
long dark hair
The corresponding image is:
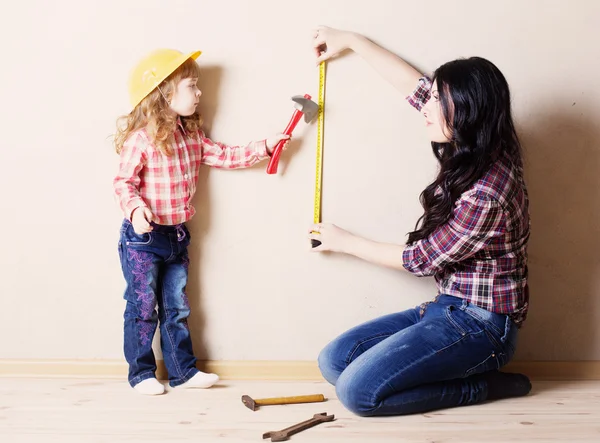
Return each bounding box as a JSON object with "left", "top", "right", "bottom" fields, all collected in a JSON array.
[{"left": 406, "top": 57, "right": 523, "bottom": 244}]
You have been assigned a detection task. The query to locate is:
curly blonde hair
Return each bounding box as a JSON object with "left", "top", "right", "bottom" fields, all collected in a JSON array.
[{"left": 114, "top": 58, "right": 203, "bottom": 156}]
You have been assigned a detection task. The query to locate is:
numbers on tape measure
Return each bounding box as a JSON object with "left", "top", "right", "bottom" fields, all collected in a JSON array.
[
  {"left": 311, "top": 62, "right": 326, "bottom": 248},
  {"left": 314, "top": 61, "right": 325, "bottom": 224}
]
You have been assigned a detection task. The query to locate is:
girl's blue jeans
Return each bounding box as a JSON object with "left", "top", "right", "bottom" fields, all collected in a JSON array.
[{"left": 118, "top": 219, "right": 199, "bottom": 388}]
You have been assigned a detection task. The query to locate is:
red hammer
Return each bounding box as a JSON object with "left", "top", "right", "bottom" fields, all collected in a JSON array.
[{"left": 266, "top": 94, "right": 319, "bottom": 174}]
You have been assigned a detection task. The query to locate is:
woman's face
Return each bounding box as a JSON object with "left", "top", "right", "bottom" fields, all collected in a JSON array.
[{"left": 422, "top": 83, "right": 452, "bottom": 143}]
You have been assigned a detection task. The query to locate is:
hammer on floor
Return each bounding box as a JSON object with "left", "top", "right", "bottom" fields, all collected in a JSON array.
[{"left": 241, "top": 393, "right": 326, "bottom": 411}]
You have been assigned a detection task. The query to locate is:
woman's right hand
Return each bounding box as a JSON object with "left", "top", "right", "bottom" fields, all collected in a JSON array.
[
  {"left": 312, "top": 25, "right": 422, "bottom": 97},
  {"left": 313, "top": 26, "right": 357, "bottom": 64},
  {"left": 131, "top": 207, "right": 155, "bottom": 234}
]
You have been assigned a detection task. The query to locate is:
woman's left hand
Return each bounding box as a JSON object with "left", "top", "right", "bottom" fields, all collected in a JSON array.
[{"left": 308, "top": 222, "right": 354, "bottom": 253}]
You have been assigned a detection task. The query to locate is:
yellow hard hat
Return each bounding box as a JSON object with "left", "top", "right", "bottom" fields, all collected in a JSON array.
[{"left": 127, "top": 48, "right": 201, "bottom": 109}]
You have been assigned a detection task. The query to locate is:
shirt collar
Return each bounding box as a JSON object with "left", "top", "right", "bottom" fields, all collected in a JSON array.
[{"left": 176, "top": 116, "right": 187, "bottom": 135}]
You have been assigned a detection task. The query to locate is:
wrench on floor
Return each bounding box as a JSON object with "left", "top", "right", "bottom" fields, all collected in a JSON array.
[{"left": 262, "top": 412, "right": 335, "bottom": 442}]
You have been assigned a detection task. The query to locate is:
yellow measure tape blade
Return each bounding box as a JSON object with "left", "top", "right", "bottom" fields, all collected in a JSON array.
[{"left": 314, "top": 61, "right": 326, "bottom": 225}]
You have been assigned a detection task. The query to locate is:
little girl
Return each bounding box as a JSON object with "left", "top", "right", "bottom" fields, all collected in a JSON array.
[{"left": 113, "top": 48, "right": 288, "bottom": 395}]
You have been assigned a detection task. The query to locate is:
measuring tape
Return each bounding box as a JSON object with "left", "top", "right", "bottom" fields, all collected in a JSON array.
[{"left": 311, "top": 61, "right": 326, "bottom": 248}]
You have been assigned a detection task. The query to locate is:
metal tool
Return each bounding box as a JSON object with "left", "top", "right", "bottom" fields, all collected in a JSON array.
[
  {"left": 262, "top": 412, "right": 335, "bottom": 442},
  {"left": 241, "top": 394, "right": 325, "bottom": 411},
  {"left": 266, "top": 94, "right": 319, "bottom": 174}
]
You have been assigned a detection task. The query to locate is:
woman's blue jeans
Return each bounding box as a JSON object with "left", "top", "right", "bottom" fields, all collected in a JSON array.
[{"left": 318, "top": 295, "right": 518, "bottom": 416}]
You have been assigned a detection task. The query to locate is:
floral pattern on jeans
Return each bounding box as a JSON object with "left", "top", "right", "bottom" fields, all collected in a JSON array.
[{"left": 128, "top": 249, "right": 156, "bottom": 345}]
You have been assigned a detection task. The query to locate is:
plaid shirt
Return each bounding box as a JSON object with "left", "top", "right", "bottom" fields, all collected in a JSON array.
[
  {"left": 402, "top": 76, "right": 530, "bottom": 326},
  {"left": 113, "top": 121, "right": 269, "bottom": 226}
]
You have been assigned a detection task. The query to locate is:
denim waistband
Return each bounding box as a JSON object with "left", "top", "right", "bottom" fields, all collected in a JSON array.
[
  {"left": 149, "top": 222, "right": 187, "bottom": 241},
  {"left": 434, "top": 294, "right": 512, "bottom": 341},
  {"left": 148, "top": 221, "right": 184, "bottom": 232},
  {"left": 122, "top": 219, "right": 187, "bottom": 241}
]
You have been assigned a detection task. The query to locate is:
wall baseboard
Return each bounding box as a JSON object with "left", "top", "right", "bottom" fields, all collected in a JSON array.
[
  {"left": 0, "top": 360, "right": 322, "bottom": 380},
  {"left": 1, "top": 359, "right": 599, "bottom": 380}
]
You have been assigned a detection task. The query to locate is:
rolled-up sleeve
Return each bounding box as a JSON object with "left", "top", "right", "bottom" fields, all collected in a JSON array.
[
  {"left": 402, "top": 192, "right": 506, "bottom": 276},
  {"left": 406, "top": 75, "right": 432, "bottom": 112}
]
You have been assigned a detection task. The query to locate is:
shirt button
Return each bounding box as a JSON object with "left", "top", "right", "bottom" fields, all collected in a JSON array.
[{"left": 184, "top": 174, "right": 189, "bottom": 179}]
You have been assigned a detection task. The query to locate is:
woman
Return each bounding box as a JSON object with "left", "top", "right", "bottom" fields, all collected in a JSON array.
[{"left": 309, "top": 26, "right": 532, "bottom": 416}]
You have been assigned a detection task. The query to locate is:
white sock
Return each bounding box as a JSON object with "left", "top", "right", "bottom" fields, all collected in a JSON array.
[
  {"left": 133, "top": 378, "right": 165, "bottom": 395},
  {"left": 177, "top": 371, "right": 219, "bottom": 389}
]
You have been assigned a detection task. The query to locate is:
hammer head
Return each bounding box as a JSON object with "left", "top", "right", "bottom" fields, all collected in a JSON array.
[
  {"left": 241, "top": 395, "right": 257, "bottom": 411},
  {"left": 292, "top": 94, "right": 319, "bottom": 123}
]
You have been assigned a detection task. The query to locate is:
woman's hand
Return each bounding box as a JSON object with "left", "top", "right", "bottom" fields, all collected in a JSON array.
[
  {"left": 313, "top": 26, "right": 357, "bottom": 64},
  {"left": 308, "top": 222, "right": 408, "bottom": 271},
  {"left": 312, "top": 25, "right": 422, "bottom": 97},
  {"left": 308, "top": 222, "right": 355, "bottom": 253}
]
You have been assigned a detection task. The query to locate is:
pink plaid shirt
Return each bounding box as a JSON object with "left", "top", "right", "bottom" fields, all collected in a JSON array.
[
  {"left": 402, "top": 76, "right": 530, "bottom": 326},
  {"left": 113, "top": 121, "right": 269, "bottom": 226}
]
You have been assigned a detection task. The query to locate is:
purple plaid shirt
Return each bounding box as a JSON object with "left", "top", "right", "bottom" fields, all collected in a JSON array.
[{"left": 402, "top": 76, "right": 530, "bottom": 326}]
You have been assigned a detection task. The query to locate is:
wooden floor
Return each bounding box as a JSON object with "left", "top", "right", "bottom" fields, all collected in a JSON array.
[{"left": 0, "top": 378, "right": 599, "bottom": 442}]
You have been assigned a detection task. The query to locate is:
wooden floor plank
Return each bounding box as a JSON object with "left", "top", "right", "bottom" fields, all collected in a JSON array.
[{"left": 0, "top": 378, "right": 599, "bottom": 442}]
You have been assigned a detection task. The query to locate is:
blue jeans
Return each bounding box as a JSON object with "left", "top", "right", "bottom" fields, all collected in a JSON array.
[
  {"left": 318, "top": 295, "right": 518, "bottom": 416},
  {"left": 118, "top": 219, "right": 199, "bottom": 387}
]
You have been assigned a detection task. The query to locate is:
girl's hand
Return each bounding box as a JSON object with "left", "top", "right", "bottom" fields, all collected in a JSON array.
[
  {"left": 266, "top": 133, "right": 290, "bottom": 155},
  {"left": 308, "top": 222, "right": 355, "bottom": 253},
  {"left": 313, "top": 26, "right": 356, "bottom": 64},
  {"left": 131, "top": 207, "right": 155, "bottom": 234}
]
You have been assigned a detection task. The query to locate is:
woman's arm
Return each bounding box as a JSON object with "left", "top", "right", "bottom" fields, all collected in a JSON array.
[
  {"left": 308, "top": 223, "right": 408, "bottom": 272},
  {"left": 313, "top": 26, "right": 423, "bottom": 97},
  {"left": 309, "top": 193, "right": 506, "bottom": 276}
]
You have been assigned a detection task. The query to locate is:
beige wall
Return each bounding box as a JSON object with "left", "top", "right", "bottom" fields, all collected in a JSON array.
[{"left": 1, "top": 0, "right": 599, "bottom": 363}]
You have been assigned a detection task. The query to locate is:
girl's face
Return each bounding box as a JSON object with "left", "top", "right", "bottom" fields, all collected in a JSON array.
[
  {"left": 170, "top": 77, "right": 201, "bottom": 116},
  {"left": 422, "top": 84, "right": 452, "bottom": 143}
]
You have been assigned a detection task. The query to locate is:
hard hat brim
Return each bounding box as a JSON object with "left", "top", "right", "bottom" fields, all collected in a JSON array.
[{"left": 130, "top": 50, "right": 202, "bottom": 109}]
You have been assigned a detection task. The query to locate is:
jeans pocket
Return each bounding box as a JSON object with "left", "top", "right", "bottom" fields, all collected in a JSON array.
[
  {"left": 128, "top": 233, "right": 153, "bottom": 246},
  {"left": 444, "top": 305, "right": 484, "bottom": 337},
  {"left": 125, "top": 225, "right": 154, "bottom": 246},
  {"left": 463, "top": 328, "right": 512, "bottom": 376},
  {"left": 465, "top": 351, "right": 500, "bottom": 376},
  {"left": 482, "top": 316, "right": 517, "bottom": 360},
  {"left": 118, "top": 239, "right": 123, "bottom": 262},
  {"left": 464, "top": 328, "right": 513, "bottom": 377},
  {"left": 465, "top": 349, "right": 505, "bottom": 376}
]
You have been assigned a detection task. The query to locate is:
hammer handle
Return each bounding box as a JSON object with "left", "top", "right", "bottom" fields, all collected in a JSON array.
[
  {"left": 266, "top": 110, "right": 303, "bottom": 174},
  {"left": 256, "top": 394, "right": 325, "bottom": 406}
]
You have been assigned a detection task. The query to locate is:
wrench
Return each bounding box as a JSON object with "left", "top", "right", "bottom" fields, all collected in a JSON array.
[{"left": 262, "top": 412, "right": 334, "bottom": 442}]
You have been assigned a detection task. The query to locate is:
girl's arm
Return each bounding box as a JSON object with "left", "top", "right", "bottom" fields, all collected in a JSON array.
[
  {"left": 199, "top": 131, "right": 288, "bottom": 169},
  {"left": 113, "top": 132, "right": 149, "bottom": 220}
]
